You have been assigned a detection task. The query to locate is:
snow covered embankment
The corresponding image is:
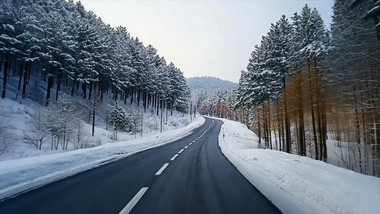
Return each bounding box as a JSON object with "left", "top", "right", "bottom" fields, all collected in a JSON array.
[
  {"left": 218, "top": 119, "right": 380, "bottom": 214},
  {"left": 0, "top": 116, "right": 205, "bottom": 201}
]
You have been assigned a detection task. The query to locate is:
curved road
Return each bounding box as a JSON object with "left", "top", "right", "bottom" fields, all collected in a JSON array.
[{"left": 0, "top": 118, "right": 281, "bottom": 214}]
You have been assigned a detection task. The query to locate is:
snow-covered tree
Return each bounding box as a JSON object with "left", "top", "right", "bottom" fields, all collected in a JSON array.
[{"left": 109, "top": 103, "right": 127, "bottom": 140}]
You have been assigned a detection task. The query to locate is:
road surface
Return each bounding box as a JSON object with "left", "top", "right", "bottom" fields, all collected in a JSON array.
[{"left": 0, "top": 118, "right": 281, "bottom": 214}]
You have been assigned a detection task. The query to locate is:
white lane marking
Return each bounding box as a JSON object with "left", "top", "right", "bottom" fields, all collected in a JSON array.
[
  {"left": 170, "top": 154, "right": 178, "bottom": 161},
  {"left": 184, "top": 145, "right": 188, "bottom": 149},
  {"left": 178, "top": 149, "right": 184, "bottom": 154},
  {"left": 155, "top": 163, "right": 169, "bottom": 175},
  {"left": 190, "top": 120, "right": 215, "bottom": 144},
  {"left": 189, "top": 143, "right": 192, "bottom": 145},
  {"left": 119, "top": 187, "right": 148, "bottom": 214}
]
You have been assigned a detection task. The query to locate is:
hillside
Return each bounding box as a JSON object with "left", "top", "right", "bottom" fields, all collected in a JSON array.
[
  {"left": 187, "top": 76, "right": 236, "bottom": 95},
  {"left": 0, "top": 0, "right": 193, "bottom": 161}
]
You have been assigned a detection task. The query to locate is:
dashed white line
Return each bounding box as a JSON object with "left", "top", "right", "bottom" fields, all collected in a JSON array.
[
  {"left": 170, "top": 154, "right": 178, "bottom": 161},
  {"left": 189, "top": 143, "right": 192, "bottom": 145},
  {"left": 184, "top": 145, "right": 188, "bottom": 149},
  {"left": 155, "top": 163, "right": 169, "bottom": 175},
  {"left": 178, "top": 149, "right": 184, "bottom": 154},
  {"left": 119, "top": 187, "right": 148, "bottom": 214}
]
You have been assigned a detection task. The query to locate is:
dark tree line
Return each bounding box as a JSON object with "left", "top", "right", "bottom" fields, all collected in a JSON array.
[{"left": 0, "top": 0, "right": 190, "bottom": 114}]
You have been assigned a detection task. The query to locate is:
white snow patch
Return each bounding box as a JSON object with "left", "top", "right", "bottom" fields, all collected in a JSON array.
[
  {"left": 218, "top": 119, "right": 380, "bottom": 214},
  {"left": 0, "top": 116, "right": 205, "bottom": 200}
]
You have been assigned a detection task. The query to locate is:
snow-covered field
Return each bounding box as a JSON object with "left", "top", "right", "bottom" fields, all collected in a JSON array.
[
  {"left": 0, "top": 116, "right": 205, "bottom": 201},
  {"left": 218, "top": 119, "right": 380, "bottom": 214}
]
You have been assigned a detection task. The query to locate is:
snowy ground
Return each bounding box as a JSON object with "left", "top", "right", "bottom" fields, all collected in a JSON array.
[
  {"left": 0, "top": 97, "right": 196, "bottom": 161},
  {"left": 218, "top": 118, "right": 380, "bottom": 214},
  {"left": 0, "top": 116, "right": 205, "bottom": 201}
]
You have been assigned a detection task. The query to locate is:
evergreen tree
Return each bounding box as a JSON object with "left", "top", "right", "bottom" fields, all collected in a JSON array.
[{"left": 109, "top": 103, "right": 127, "bottom": 140}]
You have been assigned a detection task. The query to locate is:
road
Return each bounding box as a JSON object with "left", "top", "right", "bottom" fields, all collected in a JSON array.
[{"left": 0, "top": 118, "right": 281, "bottom": 214}]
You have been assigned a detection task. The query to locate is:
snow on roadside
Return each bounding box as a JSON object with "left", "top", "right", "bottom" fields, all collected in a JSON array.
[
  {"left": 0, "top": 116, "right": 205, "bottom": 201},
  {"left": 218, "top": 119, "right": 380, "bottom": 214}
]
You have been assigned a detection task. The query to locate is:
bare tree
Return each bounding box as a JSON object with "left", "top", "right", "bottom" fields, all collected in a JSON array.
[{"left": 23, "top": 106, "right": 47, "bottom": 150}]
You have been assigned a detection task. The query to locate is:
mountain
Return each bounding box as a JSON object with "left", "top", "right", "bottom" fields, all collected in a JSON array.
[{"left": 187, "top": 76, "right": 237, "bottom": 95}]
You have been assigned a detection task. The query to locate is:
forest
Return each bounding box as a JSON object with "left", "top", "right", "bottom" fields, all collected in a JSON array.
[
  {"left": 199, "top": 1, "right": 380, "bottom": 177},
  {"left": 0, "top": 0, "right": 191, "bottom": 149},
  {"left": 236, "top": 1, "right": 380, "bottom": 176}
]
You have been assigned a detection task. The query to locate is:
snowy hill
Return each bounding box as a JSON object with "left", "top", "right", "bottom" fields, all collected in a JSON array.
[
  {"left": 0, "top": 0, "right": 193, "bottom": 161},
  {"left": 187, "top": 76, "right": 236, "bottom": 95}
]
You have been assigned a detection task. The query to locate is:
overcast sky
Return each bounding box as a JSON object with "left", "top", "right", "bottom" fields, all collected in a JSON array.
[{"left": 77, "top": 0, "right": 334, "bottom": 83}]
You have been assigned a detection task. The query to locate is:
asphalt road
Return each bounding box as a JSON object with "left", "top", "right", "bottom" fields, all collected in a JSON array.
[{"left": 0, "top": 117, "right": 281, "bottom": 214}]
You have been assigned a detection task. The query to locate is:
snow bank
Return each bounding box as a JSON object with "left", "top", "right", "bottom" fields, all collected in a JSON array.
[
  {"left": 0, "top": 116, "right": 205, "bottom": 201},
  {"left": 218, "top": 119, "right": 380, "bottom": 214}
]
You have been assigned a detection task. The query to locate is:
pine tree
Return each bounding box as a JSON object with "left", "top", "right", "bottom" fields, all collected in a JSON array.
[
  {"left": 0, "top": 0, "right": 24, "bottom": 99},
  {"left": 109, "top": 103, "right": 127, "bottom": 140}
]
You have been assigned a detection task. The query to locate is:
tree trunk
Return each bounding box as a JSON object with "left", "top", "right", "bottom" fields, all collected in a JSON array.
[
  {"left": 18, "top": 61, "right": 24, "bottom": 90},
  {"left": 71, "top": 80, "right": 75, "bottom": 96},
  {"left": 22, "top": 62, "right": 29, "bottom": 99},
  {"left": 322, "top": 105, "right": 328, "bottom": 161},
  {"left": 55, "top": 70, "right": 62, "bottom": 101},
  {"left": 277, "top": 105, "right": 282, "bottom": 151},
  {"left": 267, "top": 98, "right": 272, "bottom": 149},
  {"left": 143, "top": 91, "right": 147, "bottom": 112},
  {"left": 308, "top": 58, "right": 318, "bottom": 159},
  {"left": 262, "top": 105, "right": 268, "bottom": 146},
  {"left": 137, "top": 89, "right": 141, "bottom": 106},
  {"left": 2, "top": 52, "right": 9, "bottom": 99},
  {"left": 92, "top": 82, "right": 97, "bottom": 137},
  {"left": 157, "top": 97, "right": 160, "bottom": 116},
  {"left": 171, "top": 101, "right": 174, "bottom": 116},
  {"left": 283, "top": 76, "right": 291, "bottom": 153},
  {"left": 82, "top": 82, "right": 86, "bottom": 99},
  {"left": 296, "top": 72, "right": 306, "bottom": 156},
  {"left": 160, "top": 100, "right": 163, "bottom": 133},
  {"left": 92, "top": 108, "right": 95, "bottom": 137},
  {"left": 46, "top": 75, "right": 54, "bottom": 106},
  {"left": 124, "top": 88, "right": 127, "bottom": 105},
  {"left": 258, "top": 115, "right": 262, "bottom": 144},
  {"left": 0, "top": 54, "right": 3, "bottom": 71},
  {"left": 88, "top": 81, "right": 92, "bottom": 100},
  {"left": 130, "top": 87, "right": 134, "bottom": 105}
]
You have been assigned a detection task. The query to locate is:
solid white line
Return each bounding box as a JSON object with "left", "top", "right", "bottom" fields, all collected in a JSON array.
[
  {"left": 170, "top": 154, "right": 178, "bottom": 161},
  {"left": 184, "top": 145, "right": 188, "bottom": 149},
  {"left": 155, "top": 163, "right": 169, "bottom": 175},
  {"left": 119, "top": 187, "right": 148, "bottom": 214},
  {"left": 178, "top": 149, "right": 184, "bottom": 154}
]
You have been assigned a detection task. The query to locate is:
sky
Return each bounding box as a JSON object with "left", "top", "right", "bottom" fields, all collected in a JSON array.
[{"left": 76, "top": 0, "right": 334, "bottom": 83}]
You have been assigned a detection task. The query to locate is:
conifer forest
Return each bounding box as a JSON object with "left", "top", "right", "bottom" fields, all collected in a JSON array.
[
  {"left": 0, "top": 0, "right": 191, "bottom": 146},
  {"left": 198, "top": 1, "right": 380, "bottom": 176}
]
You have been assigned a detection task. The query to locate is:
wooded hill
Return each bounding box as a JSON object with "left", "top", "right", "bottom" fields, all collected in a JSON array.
[
  {"left": 0, "top": 0, "right": 190, "bottom": 113},
  {"left": 187, "top": 76, "right": 236, "bottom": 95},
  {"left": 186, "top": 76, "right": 240, "bottom": 119},
  {"left": 0, "top": 0, "right": 192, "bottom": 151}
]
